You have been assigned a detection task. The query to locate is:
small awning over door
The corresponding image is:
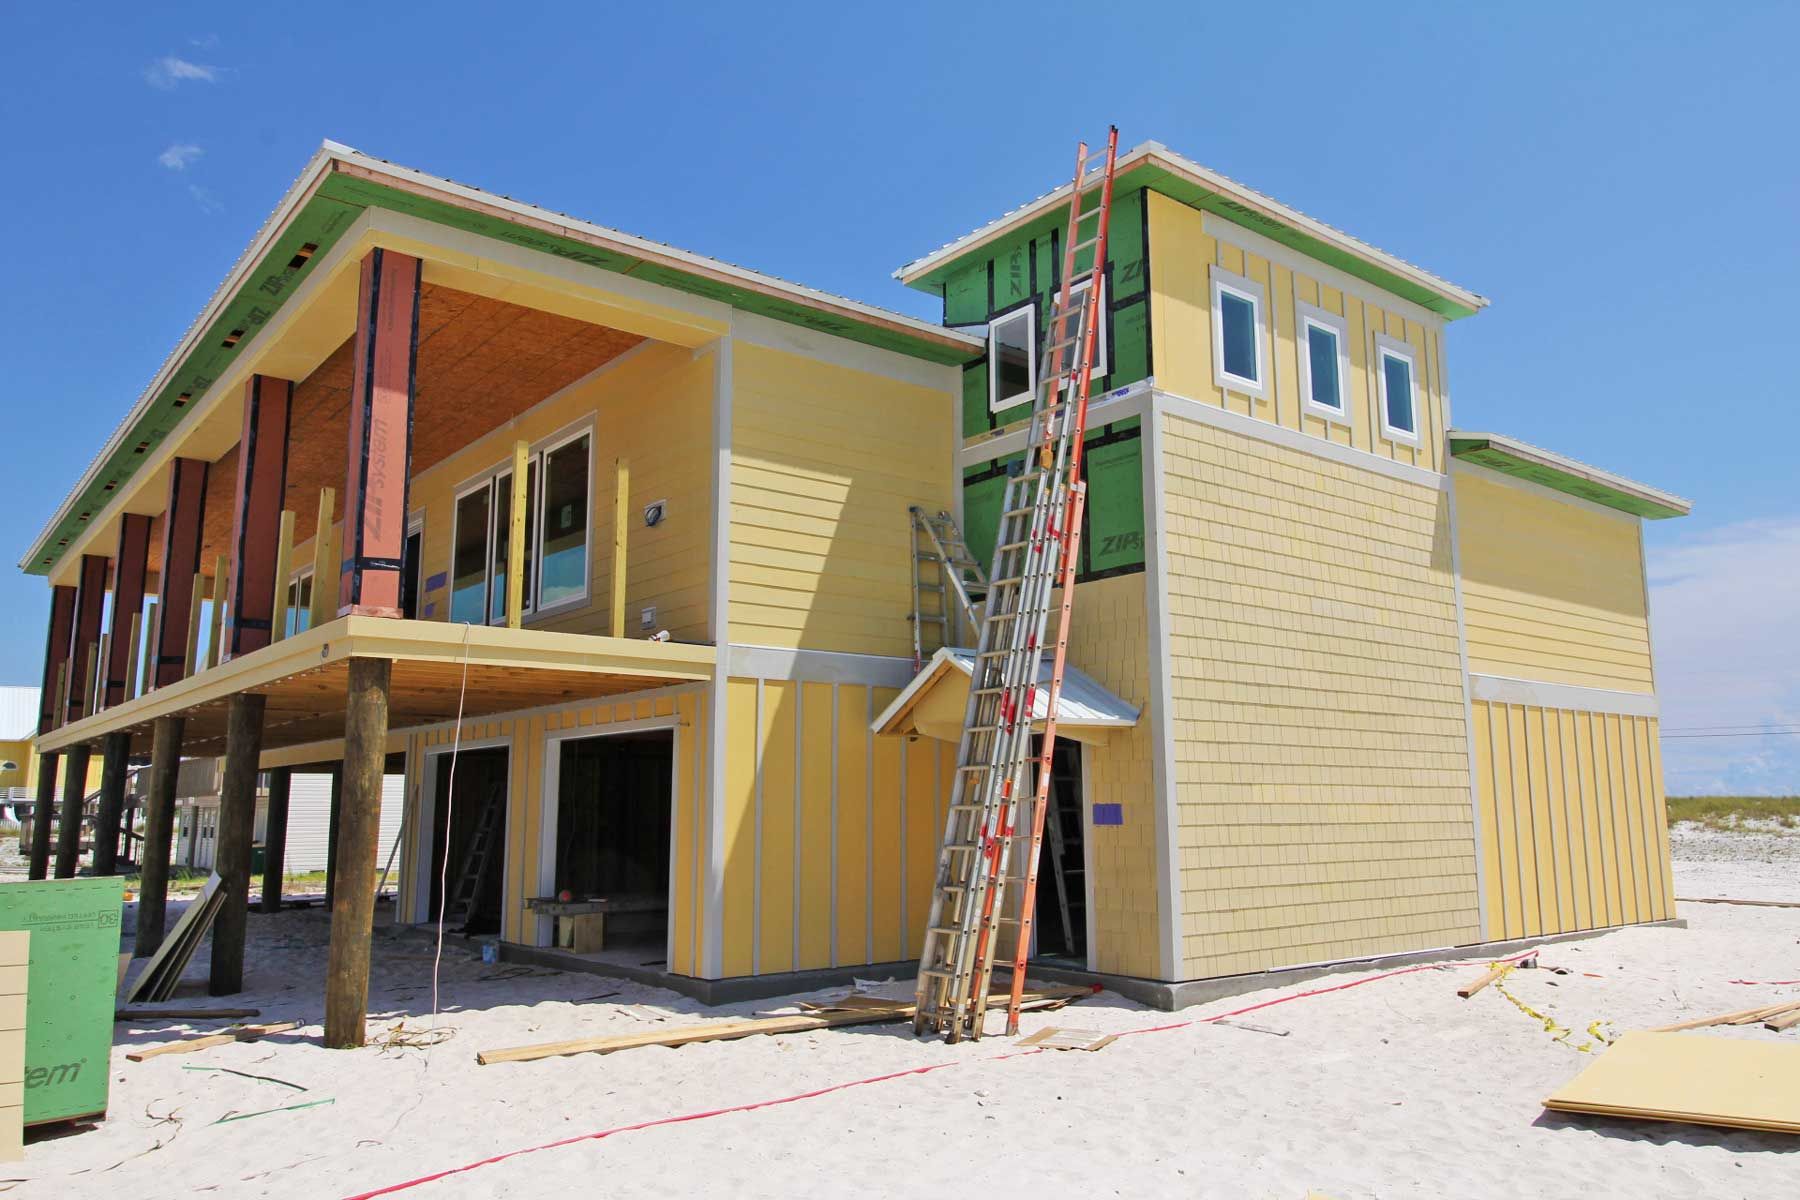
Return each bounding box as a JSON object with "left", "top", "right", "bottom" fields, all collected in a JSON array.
[{"left": 870, "top": 647, "right": 1139, "bottom": 746}]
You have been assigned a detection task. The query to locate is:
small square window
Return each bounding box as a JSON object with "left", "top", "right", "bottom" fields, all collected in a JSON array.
[
  {"left": 1375, "top": 334, "right": 1419, "bottom": 443},
  {"left": 1210, "top": 268, "right": 1266, "bottom": 397},
  {"left": 988, "top": 306, "right": 1036, "bottom": 412},
  {"left": 1296, "top": 303, "right": 1350, "bottom": 422}
]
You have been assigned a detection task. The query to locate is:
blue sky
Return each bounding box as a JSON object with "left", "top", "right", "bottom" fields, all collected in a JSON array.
[{"left": 1, "top": 3, "right": 1794, "bottom": 791}]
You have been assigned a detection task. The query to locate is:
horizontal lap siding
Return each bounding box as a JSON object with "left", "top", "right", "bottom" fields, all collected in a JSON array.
[
  {"left": 729, "top": 343, "right": 953, "bottom": 658},
  {"left": 1162, "top": 414, "right": 1478, "bottom": 979},
  {"left": 1063, "top": 574, "right": 1161, "bottom": 978},
  {"left": 1147, "top": 191, "right": 1447, "bottom": 475},
  {"left": 1472, "top": 699, "right": 1674, "bottom": 937},
  {"left": 1454, "top": 470, "right": 1654, "bottom": 693}
]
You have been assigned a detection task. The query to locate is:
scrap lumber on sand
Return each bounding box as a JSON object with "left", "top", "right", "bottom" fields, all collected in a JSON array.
[
  {"left": 125, "top": 1021, "right": 299, "bottom": 1062},
  {"left": 477, "top": 985, "right": 1095, "bottom": 1065}
]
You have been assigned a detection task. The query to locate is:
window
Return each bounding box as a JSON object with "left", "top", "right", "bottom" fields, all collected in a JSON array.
[
  {"left": 1296, "top": 302, "right": 1350, "bottom": 421},
  {"left": 284, "top": 569, "right": 314, "bottom": 639},
  {"left": 451, "top": 427, "right": 592, "bottom": 625},
  {"left": 1210, "top": 268, "right": 1266, "bottom": 397},
  {"left": 1374, "top": 334, "right": 1419, "bottom": 443},
  {"left": 1060, "top": 277, "right": 1109, "bottom": 380},
  {"left": 401, "top": 520, "right": 423, "bottom": 621},
  {"left": 988, "top": 305, "right": 1036, "bottom": 411}
]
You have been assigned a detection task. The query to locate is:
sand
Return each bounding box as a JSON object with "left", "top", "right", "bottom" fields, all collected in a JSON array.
[{"left": 10, "top": 831, "right": 1798, "bottom": 1199}]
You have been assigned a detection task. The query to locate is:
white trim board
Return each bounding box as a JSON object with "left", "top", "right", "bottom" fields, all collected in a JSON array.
[
  {"left": 729, "top": 644, "right": 915, "bottom": 689},
  {"left": 1467, "top": 674, "right": 1660, "bottom": 719},
  {"left": 1142, "top": 395, "right": 1184, "bottom": 982},
  {"left": 703, "top": 331, "right": 734, "bottom": 979},
  {"left": 1155, "top": 388, "right": 1445, "bottom": 491},
  {"left": 958, "top": 380, "right": 1152, "bottom": 469},
  {"left": 1443, "top": 465, "right": 1488, "bottom": 941},
  {"left": 731, "top": 310, "right": 963, "bottom": 394}
]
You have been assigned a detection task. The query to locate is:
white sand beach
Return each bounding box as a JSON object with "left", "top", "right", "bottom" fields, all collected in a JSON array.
[{"left": 9, "top": 832, "right": 1798, "bottom": 1200}]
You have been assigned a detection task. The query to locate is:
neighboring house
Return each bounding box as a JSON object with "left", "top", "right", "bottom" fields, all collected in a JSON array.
[
  {"left": 170, "top": 759, "right": 404, "bottom": 876},
  {"left": 0, "top": 684, "right": 102, "bottom": 824},
  {"left": 20, "top": 139, "right": 1687, "bottom": 1010}
]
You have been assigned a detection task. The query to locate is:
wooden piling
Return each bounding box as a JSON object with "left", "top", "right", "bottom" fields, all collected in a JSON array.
[
  {"left": 92, "top": 731, "right": 130, "bottom": 875},
  {"left": 261, "top": 767, "right": 291, "bottom": 913},
  {"left": 26, "top": 751, "right": 57, "bottom": 880},
  {"left": 325, "top": 657, "right": 391, "bottom": 1048},
  {"left": 135, "top": 716, "right": 184, "bottom": 957},
  {"left": 209, "top": 693, "right": 266, "bottom": 995},
  {"left": 53, "top": 742, "right": 92, "bottom": 877}
]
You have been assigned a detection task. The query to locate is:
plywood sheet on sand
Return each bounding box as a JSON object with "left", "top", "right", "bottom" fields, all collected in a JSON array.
[{"left": 1544, "top": 1031, "right": 1800, "bottom": 1134}]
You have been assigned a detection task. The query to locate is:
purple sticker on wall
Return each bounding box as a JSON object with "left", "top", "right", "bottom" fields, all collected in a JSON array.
[
  {"left": 1092, "top": 803, "right": 1123, "bottom": 826},
  {"left": 424, "top": 602, "right": 437, "bottom": 618},
  {"left": 425, "top": 571, "right": 448, "bottom": 592}
]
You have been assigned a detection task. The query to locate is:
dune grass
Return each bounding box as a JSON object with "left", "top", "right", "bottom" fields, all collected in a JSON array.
[{"left": 1666, "top": 795, "right": 1800, "bottom": 830}]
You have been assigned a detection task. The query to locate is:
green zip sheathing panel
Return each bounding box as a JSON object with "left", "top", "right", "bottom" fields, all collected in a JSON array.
[
  {"left": 908, "top": 160, "right": 1480, "bottom": 320},
  {"left": 952, "top": 189, "right": 1150, "bottom": 581},
  {"left": 0, "top": 876, "right": 124, "bottom": 1125},
  {"left": 31, "top": 173, "right": 976, "bottom": 578},
  {"left": 1449, "top": 438, "right": 1687, "bottom": 519}
]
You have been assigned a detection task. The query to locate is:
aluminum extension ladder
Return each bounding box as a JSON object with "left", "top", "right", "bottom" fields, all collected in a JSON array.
[
  {"left": 914, "top": 128, "right": 1120, "bottom": 1042},
  {"left": 908, "top": 507, "right": 988, "bottom": 672}
]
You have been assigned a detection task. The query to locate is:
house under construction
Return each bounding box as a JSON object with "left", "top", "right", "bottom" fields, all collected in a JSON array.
[{"left": 20, "top": 137, "right": 1688, "bottom": 1042}]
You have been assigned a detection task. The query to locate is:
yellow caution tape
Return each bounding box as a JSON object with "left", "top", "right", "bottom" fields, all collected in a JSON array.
[{"left": 1484, "top": 962, "right": 1618, "bottom": 1054}]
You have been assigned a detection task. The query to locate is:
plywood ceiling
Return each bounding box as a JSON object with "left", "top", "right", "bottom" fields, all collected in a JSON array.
[{"left": 151, "top": 282, "right": 642, "bottom": 576}]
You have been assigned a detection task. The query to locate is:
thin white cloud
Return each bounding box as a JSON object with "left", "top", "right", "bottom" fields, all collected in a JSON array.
[
  {"left": 187, "top": 184, "right": 223, "bottom": 215},
  {"left": 188, "top": 34, "right": 220, "bottom": 49},
  {"left": 1648, "top": 515, "right": 1800, "bottom": 796},
  {"left": 158, "top": 143, "right": 203, "bottom": 171},
  {"left": 145, "top": 56, "right": 218, "bottom": 89}
]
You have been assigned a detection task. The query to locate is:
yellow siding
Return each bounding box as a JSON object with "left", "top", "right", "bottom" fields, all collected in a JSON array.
[
  {"left": 721, "top": 679, "right": 758, "bottom": 976},
  {"left": 290, "top": 342, "right": 716, "bottom": 644},
  {"left": 1062, "top": 573, "right": 1161, "bottom": 978},
  {"left": 1146, "top": 190, "right": 1448, "bottom": 474},
  {"left": 1161, "top": 413, "right": 1478, "bottom": 979},
  {"left": 1455, "top": 469, "right": 1654, "bottom": 692},
  {"left": 729, "top": 342, "right": 954, "bottom": 656},
  {"left": 1472, "top": 700, "right": 1674, "bottom": 936},
  {"left": 868, "top": 687, "right": 903, "bottom": 962}
]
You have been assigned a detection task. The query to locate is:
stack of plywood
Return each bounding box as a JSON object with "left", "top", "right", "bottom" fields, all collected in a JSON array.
[
  {"left": 1545, "top": 1031, "right": 1800, "bottom": 1134},
  {"left": 0, "top": 932, "right": 27, "bottom": 1161}
]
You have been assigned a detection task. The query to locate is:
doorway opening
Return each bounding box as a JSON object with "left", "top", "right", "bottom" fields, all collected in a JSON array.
[
  {"left": 552, "top": 730, "right": 674, "bottom": 963},
  {"left": 430, "top": 745, "right": 510, "bottom": 935},
  {"left": 1029, "top": 737, "right": 1087, "bottom": 962}
]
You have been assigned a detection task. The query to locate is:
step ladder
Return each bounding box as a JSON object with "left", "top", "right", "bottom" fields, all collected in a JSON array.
[
  {"left": 908, "top": 507, "right": 989, "bottom": 671},
  {"left": 444, "top": 779, "right": 506, "bottom": 932},
  {"left": 913, "top": 128, "right": 1120, "bottom": 1042}
]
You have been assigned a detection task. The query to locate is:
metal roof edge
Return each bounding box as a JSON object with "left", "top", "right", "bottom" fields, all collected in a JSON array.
[{"left": 1448, "top": 430, "right": 1692, "bottom": 519}]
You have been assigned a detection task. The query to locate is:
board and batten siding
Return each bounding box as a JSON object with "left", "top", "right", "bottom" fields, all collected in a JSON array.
[
  {"left": 1146, "top": 190, "right": 1450, "bottom": 475},
  {"left": 1454, "top": 468, "right": 1655, "bottom": 693},
  {"left": 728, "top": 342, "right": 955, "bottom": 659},
  {"left": 1471, "top": 699, "right": 1674, "bottom": 938},
  {"left": 1160, "top": 413, "right": 1479, "bottom": 979},
  {"left": 719, "top": 676, "right": 951, "bottom": 979}
]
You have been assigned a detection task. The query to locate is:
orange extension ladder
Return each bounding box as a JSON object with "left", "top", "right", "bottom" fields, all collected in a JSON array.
[{"left": 913, "top": 128, "right": 1121, "bottom": 1042}]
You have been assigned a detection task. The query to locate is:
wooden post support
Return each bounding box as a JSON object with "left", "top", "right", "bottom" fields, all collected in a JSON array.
[
  {"left": 90, "top": 636, "right": 108, "bottom": 715},
  {"left": 37, "top": 585, "right": 76, "bottom": 735},
  {"left": 92, "top": 732, "right": 131, "bottom": 875},
  {"left": 184, "top": 573, "right": 206, "bottom": 676},
  {"left": 338, "top": 248, "right": 421, "bottom": 619},
  {"left": 123, "top": 611, "right": 143, "bottom": 703},
  {"left": 64, "top": 554, "right": 109, "bottom": 726},
  {"left": 325, "top": 767, "right": 343, "bottom": 910},
  {"left": 611, "top": 458, "right": 629, "bottom": 638},
  {"left": 225, "top": 375, "right": 293, "bottom": 660},
  {"left": 310, "top": 488, "right": 337, "bottom": 628},
  {"left": 207, "top": 554, "right": 228, "bottom": 670},
  {"left": 52, "top": 662, "right": 69, "bottom": 734},
  {"left": 325, "top": 657, "right": 391, "bottom": 1048},
  {"left": 261, "top": 767, "right": 291, "bottom": 913},
  {"left": 103, "top": 512, "right": 152, "bottom": 708},
  {"left": 151, "top": 457, "right": 210, "bottom": 689},
  {"left": 270, "top": 510, "right": 296, "bottom": 643},
  {"left": 26, "top": 751, "right": 57, "bottom": 880},
  {"left": 210, "top": 693, "right": 267, "bottom": 995},
  {"left": 53, "top": 742, "right": 92, "bottom": 878},
  {"left": 135, "top": 716, "right": 184, "bottom": 958},
  {"left": 506, "top": 440, "right": 528, "bottom": 629}
]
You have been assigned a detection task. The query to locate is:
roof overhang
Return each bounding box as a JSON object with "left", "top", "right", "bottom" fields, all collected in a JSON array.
[
  {"left": 895, "top": 141, "right": 1488, "bottom": 321},
  {"left": 23, "top": 141, "right": 982, "bottom": 578},
  {"left": 1449, "top": 431, "right": 1691, "bottom": 519},
  {"left": 872, "top": 647, "right": 1140, "bottom": 747}
]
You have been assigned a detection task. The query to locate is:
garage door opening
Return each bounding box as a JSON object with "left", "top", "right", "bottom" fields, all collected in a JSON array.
[
  {"left": 429, "top": 745, "right": 510, "bottom": 936},
  {"left": 548, "top": 730, "right": 673, "bottom": 965}
]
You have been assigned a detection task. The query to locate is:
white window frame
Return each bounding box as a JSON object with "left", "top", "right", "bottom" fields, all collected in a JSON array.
[
  {"left": 1210, "top": 266, "right": 1267, "bottom": 398},
  {"left": 1373, "top": 333, "right": 1421, "bottom": 446},
  {"left": 449, "top": 420, "right": 595, "bottom": 627},
  {"left": 1063, "top": 276, "right": 1109, "bottom": 379},
  {"left": 987, "top": 304, "right": 1037, "bottom": 412},
  {"left": 1295, "top": 301, "right": 1351, "bottom": 424},
  {"left": 284, "top": 565, "right": 315, "bottom": 639}
]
